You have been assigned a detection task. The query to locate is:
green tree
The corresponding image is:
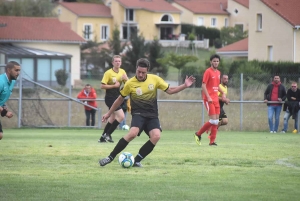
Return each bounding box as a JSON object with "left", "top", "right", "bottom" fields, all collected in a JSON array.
[
  {"left": 220, "top": 26, "right": 248, "bottom": 46},
  {"left": 123, "top": 31, "right": 149, "bottom": 73},
  {"left": 148, "top": 38, "right": 166, "bottom": 76},
  {"left": 157, "top": 52, "right": 198, "bottom": 83},
  {"left": 0, "top": 0, "right": 56, "bottom": 17},
  {"left": 55, "top": 69, "right": 68, "bottom": 87}
]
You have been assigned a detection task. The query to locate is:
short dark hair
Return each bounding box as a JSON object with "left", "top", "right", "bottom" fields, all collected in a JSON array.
[
  {"left": 210, "top": 54, "right": 221, "bottom": 61},
  {"left": 5, "top": 61, "right": 20, "bottom": 71},
  {"left": 136, "top": 58, "right": 150, "bottom": 70}
]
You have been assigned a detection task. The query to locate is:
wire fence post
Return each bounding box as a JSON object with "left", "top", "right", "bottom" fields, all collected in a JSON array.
[
  {"left": 240, "top": 73, "right": 243, "bottom": 131},
  {"left": 68, "top": 72, "right": 72, "bottom": 127}
]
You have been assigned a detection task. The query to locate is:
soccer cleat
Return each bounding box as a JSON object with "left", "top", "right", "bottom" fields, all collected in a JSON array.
[
  {"left": 209, "top": 142, "right": 217, "bottom": 146},
  {"left": 133, "top": 162, "right": 143, "bottom": 168},
  {"left": 98, "top": 136, "right": 107, "bottom": 143},
  {"left": 99, "top": 157, "right": 112, "bottom": 166},
  {"left": 292, "top": 129, "right": 298, "bottom": 134},
  {"left": 194, "top": 133, "right": 201, "bottom": 145},
  {"left": 103, "top": 133, "right": 114, "bottom": 143}
]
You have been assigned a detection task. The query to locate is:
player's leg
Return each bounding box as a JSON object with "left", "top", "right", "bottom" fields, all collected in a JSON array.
[
  {"left": 91, "top": 109, "right": 96, "bottom": 126},
  {"left": 293, "top": 110, "right": 298, "bottom": 133},
  {"left": 99, "top": 115, "right": 142, "bottom": 166},
  {"left": 103, "top": 108, "right": 125, "bottom": 142},
  {"left": 133, "top": 118, "right": 161, "bottom": 167},
  {"left": 0, "top": 122, "right": 3, "bottom": 140}
]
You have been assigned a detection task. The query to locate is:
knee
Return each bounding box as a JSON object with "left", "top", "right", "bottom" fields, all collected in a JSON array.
[
  {"left": 222, "top": 119, "right": 228, "bottom": 125},
  {"left": 124, "top": 127, "right": 139, "bottom": 141},
  {"left": 149, "top": 129, "right": 161, "bottom": 142}
]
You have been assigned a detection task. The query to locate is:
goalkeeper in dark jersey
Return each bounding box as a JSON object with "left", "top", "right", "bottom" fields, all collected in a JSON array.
[{"left": 99, "top": 58, "right": 195, "bottom": 167}]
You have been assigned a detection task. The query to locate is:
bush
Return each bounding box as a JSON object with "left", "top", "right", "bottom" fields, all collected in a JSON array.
[{"left": 55, "top": 69, "right": 68, "bottom": 87}]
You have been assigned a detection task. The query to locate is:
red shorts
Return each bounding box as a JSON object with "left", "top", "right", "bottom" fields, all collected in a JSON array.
[{"left": 203, "top": 100, "right": 220, "bottom": 116}]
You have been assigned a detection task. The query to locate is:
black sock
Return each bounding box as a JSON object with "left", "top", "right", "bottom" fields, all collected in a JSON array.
[
  {"left": 106, "top": 120, "right": 120, "bottom": 136},
  {"left": 109, "top": 138, "right": 129, "bottom": 160},
  {"left": 100, "top": 122, "right": 112, "bottom": 139},
  {"left": 134, "top": 140, "right": 155, "bottom": 163}
]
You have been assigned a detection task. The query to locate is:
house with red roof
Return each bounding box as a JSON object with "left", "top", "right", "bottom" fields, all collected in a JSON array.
[
  {"left": 227, "top": 0, "right": 249, "bottom": 31},
  {"left": 248, "top": 0, "right": 300, "bottom": 62},
  {"left": 0, "top": 16, "right": 85, "bottom": 86},
  {"left": 217, "top": 37, "right": 248, "bottom": 59},
  {"left": 111, "top": 0, "right": 182, "bottom": 41},
  {"left": 55, "top": 2, "right": 113, "bottom": 42},
  {"left": 171, "top": 0, "right": 229, "bottom": 29}
]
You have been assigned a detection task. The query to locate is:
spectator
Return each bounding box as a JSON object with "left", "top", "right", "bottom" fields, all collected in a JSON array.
[
  {"left": 77, "top": 84, "right": 97, "bottom": 126},
  {"left": 281, "top": 82, "right": 300, "bottom": 134},
  {"left": 264, "top": 75, "right": 286, "bottom": 133}
]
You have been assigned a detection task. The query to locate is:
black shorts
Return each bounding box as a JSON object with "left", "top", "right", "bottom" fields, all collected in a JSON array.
[
  {"left": 131, "top": 115, "right": 162, "bottom": 136},
  {"left": 219, "top": 108, "right": 227, "bottom": 121},
  {"left": 105, "top": 96, "right": 122, "bottom": 111},
  {"left": 0, "top": 121, "right": 3, "bottom": 133}
]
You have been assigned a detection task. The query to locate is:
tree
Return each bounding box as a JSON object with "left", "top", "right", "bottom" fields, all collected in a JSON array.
[
  {"left": 148, "top": 38, "right": 166, "bottom": 76},
  {"left": 123, "top": 30, "right": 149, "bottom": 73},
  {"left": 0, "top": 0, "right": 56, "bottom": 17},
  {"left": 55, "top": 69, "right": 68, "bottom": 87},
  {"left": 220, "top": 26, "right": 248, "bottom": 46}
]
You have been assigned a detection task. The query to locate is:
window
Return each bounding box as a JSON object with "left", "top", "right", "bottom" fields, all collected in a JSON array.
[
  {"left": 211, "top": 18, "right": 217, "bottom": 27},
  {"left": 83, "top": 24, "right": 93, "bottom": 40},
  {"left": 257, "top": 14, "right": 262, "bottom": 31},
  {"left": 57, "top": 8, "right": 61, "bottom": 16},
  {"left": 101, "top": 25, "right": 109, "bottom": 40},
  {"left": 122, "top": 26, "right": 137, "bottom": 40},
  {"left": 198, "top": 17, "right": 204, "bottom": 26},
  {"left": 268, "top": 46, "right": 273, "bottom": 61},
  {"left": 125, "top": 9, "right": 134, "bottom": 21},
  {"left": 161, "top": 14, "right": 173, "bottom": 22},
  {"left": 224, "top": 18, "right": 228, "bottom": 27}
]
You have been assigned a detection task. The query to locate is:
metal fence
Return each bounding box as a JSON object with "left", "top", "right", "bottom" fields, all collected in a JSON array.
[{"left": 2, "top": 65, "right": 300, "bottom": 132}]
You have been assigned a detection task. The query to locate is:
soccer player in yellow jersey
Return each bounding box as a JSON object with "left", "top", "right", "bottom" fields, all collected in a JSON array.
[
  {"left": 98, "top": 55, "right": 128, "bottom": 143},
  {"left": 99, "top": 58, "right": 196, "bottom": 167},
  {"left": 218, "top": 74, "right": 230, "bottom": 128}
]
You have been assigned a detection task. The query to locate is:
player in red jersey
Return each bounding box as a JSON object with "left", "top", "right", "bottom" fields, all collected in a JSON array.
[{"left": 194, "top": 54, "right": 226, "bottom": 146}]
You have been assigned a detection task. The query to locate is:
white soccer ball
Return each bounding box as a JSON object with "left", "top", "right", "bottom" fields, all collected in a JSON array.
[
  {"left": 118, "top": 152, "right": 135, "bottom": 168},
  {"left": 122, "top": 125, "right": 130, "bottom": 131}
]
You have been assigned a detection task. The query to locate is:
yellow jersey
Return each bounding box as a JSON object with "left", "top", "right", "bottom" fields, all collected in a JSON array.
[
  {"left": 101, "top": 68, "right": 127, "bottom": 98},
  {"left": 218, "top": 83, "right": 228, "bottom": 108},
  {"left": 120, "top": 74, "right": 169, "bottom": 118}
]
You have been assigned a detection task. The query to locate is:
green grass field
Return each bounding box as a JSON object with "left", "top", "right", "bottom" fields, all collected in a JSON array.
[{"left": 1, "top": 129, "right": 300, "bottom": 201}]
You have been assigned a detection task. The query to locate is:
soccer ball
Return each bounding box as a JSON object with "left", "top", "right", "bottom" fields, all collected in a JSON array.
[
  {"left": 118, "top": 152, "right": 135, "bottom": 168},
  {"left": 122, "top": 125, "right": 130, "bottom": 131}
]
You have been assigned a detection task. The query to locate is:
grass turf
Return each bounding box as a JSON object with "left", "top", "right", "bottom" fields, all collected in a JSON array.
[{"left": 0, "top": 129, "right": 300, "bottom": 201}]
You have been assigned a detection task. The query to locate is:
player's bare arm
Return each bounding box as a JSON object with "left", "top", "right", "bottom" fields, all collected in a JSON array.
[
  {"left": 202, "top": 83, "right": 212, "bottom": 102},
  {"left": 166, "top": 75, "right": 196, "bottom": 94},
  {"left": 122, "top": 74, "right": 128, "bottom": 82},
  {"left": 100, "top": 82, "right": 120, "bottom": 90}
]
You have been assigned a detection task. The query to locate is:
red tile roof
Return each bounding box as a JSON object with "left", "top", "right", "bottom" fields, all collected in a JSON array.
[
  {"left": 117, "top": 0, "right": 181, "bottom": 13},
  {"left": 0, "top": 16, "right": 85, "bottom": 43},
  {"left": 262, "top": 0, "right": 300, "bottom": 26},
  {"left": 233, "top": 0, "right": 249, "bottom": 8},
  {"left": 59, "top": 2, "right": 112, "bottom": 17},
  {"left": 217, "top": 38, "right": 248, "bottom": 52},
  {"left": 174, "top": 0, "right": 228, "bottom": 14}
]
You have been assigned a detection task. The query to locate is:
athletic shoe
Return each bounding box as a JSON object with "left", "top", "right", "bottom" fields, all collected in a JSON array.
[
  {"left": 209, "top": 142, "right": 217, "bottom": 146},
  {"left": 133, "top": 162, "right": 143, "bottom": 168},
  {"left": 99, "top": 157, "right": 112, "bottom": 166},
  {"left": 273, "top": 131, "right": 277, "bottom": 133},
  {"left": 104, "top": 133, "right": 114, "bottom": 143},
  {"left": 281, "top": 131, "right": 286, "bottom": 133},
  {"left": 270, "top": 131, "right": 274, "bottom": 133},
  {"left": 292, "top": 129, "right": 298, "bottom": 134},
  {"left": 194, "top": 133, "right": 201, "bottom": 145},
  {"left": 98, "top": 136, "right": 107, "bottom": 143}
]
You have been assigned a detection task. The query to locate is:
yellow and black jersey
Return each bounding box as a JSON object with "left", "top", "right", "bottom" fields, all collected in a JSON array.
[
  {"left": 101, "top": 68, "right": 127, "bottom": 98},
  {"left": 218, "top": 84, "right": 228, "bottom": 108},
  {"left": 120, "top": 74, "right": 169, "bottom": 118}
]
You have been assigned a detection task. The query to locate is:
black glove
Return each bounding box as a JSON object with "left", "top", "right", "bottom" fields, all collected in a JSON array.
[{"left": 1, "top": 109, "right": 7, "bottom": 117}]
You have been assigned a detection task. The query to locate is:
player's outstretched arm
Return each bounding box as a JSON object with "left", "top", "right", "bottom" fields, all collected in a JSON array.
[{"left": 166, "top": 75, "right": 196, "bottom": 95}]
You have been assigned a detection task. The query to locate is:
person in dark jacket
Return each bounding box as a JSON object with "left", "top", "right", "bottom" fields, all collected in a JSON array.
[
  {"left": 264, "top": 75, "right": 286, "bottom": 133},
  {"left": 281, "top": 82, "right": 300, "bottom": 133}
]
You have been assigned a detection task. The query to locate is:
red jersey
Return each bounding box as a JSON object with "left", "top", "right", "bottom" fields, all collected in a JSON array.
[{"left": 202, "top": 67, "right": 220, "bottom": 101}]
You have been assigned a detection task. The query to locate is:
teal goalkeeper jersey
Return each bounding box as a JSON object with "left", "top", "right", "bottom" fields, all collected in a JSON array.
[{"left": 0, "top": 73, "right": 16, "bottom": 106}]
